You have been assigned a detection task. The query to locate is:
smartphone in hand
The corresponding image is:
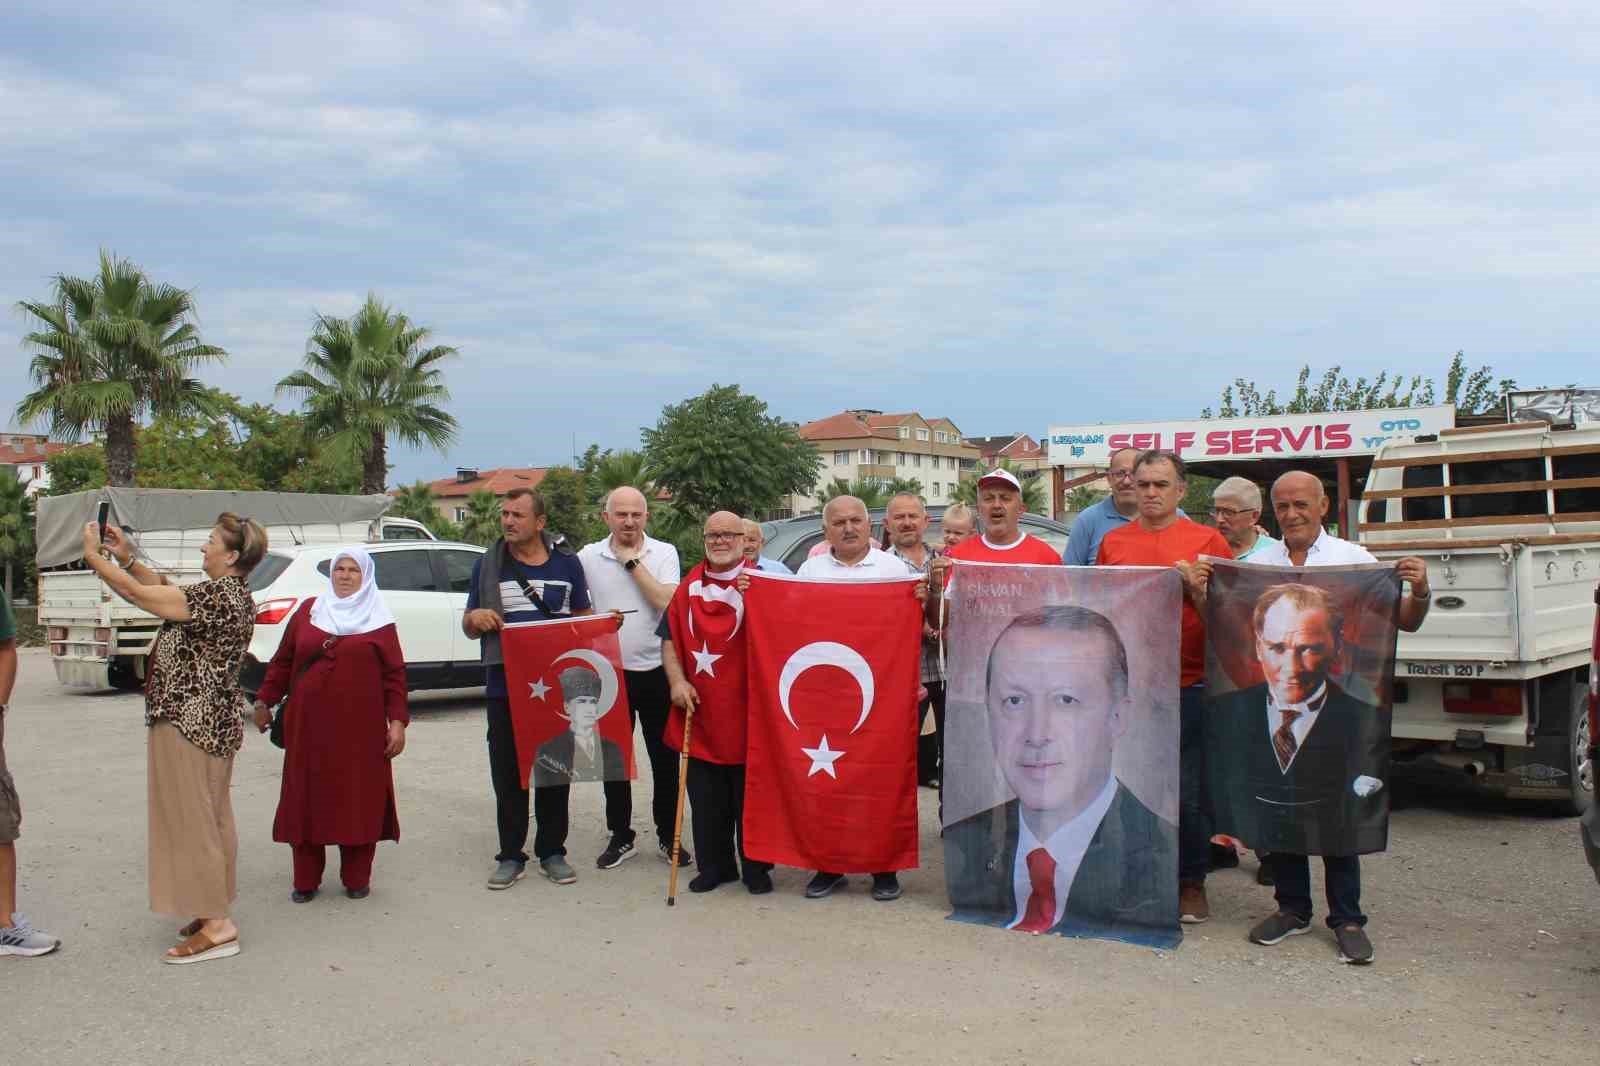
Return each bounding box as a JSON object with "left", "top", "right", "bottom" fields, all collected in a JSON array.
[{"left": 96, "top": 500, "right": 111, "bottom": 540}]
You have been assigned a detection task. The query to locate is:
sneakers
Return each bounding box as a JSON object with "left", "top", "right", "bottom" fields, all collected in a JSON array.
[
  {"left": 0, "top": 915, "right": 60, "bottom": 957},
  {"left": 870, "top": 873, "right": 902, "bottom": 901},
  {"left": 1178, "top": 879, "right": 1210, "bottom": 924},
  {"left": 596, "top": 839, "right": 637, "bottom": 870},
  {"left": 486, "top": 860, "right": 527, "bottom": 890},
  {"left": 658, "top": 840, "right": 694, "bottom": 868},
  {"left": 540, "top": 855, "right": 578, "bottom": 885},
  {"left": 805, "top": 872, "right": 847, "bottom": 899},
  {"left": 1335, "top": 923, "right": 1375, "bottom": 965},
  {"left": 1248, "top": 911, "right": 1311, "bottom": 945}
]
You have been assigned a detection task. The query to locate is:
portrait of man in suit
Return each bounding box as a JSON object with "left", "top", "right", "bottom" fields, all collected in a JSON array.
[
  {"left": 1208, "top": 582, "right": 1390, "bottom": 857},
  {"left": 944, "top": 605, "right": 1178, "bottom": 943},
  {"left": 533, "top": 666, "right": 627, "bottom": 787}
]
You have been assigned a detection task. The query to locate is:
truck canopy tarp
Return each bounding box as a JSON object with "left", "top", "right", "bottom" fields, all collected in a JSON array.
[{"left": 35, "top": 489, "right": 393, "bottom": 568}]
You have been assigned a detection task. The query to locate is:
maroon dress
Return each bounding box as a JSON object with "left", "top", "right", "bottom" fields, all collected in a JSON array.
[{"left": 256, "top": 600, "right": 408, "bottom": 845}]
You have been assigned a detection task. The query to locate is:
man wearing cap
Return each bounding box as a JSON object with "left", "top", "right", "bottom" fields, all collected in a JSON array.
[
  {"left": 795, "top": 495, "right": 925, "bottom": 902},
  {"left": 936, "top": 469, "right": 1061, "bottom": 571},
  {"left": 576, "top": 486, "right": 688, "bottom": 871},
  {"left": 1210, "top": 477, "right": 1279, "bottom": 562},
  {"left": 1096, "top": 450, "right": 1232, "bottom": 926},
  {"left": 1196, "top": 469, "right": 1431, "bottom": 966}
]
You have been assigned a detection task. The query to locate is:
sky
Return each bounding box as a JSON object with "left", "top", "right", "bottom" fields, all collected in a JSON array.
[{"left": 3, "top": 1, "right": 1597, "bottom": 486}]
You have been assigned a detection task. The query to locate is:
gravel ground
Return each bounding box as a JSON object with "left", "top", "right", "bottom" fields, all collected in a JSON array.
[{"left": 4, "top": 648, "right": 1596, "bottom": 1066}]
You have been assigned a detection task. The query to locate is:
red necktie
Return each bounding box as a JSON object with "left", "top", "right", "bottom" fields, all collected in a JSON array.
[{"left": 1015, "top": 847, "right": 1057, "bottom": 934}]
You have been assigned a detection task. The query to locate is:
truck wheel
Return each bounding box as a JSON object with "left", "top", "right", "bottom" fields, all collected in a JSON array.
[
  {"left": 107, "top": 657, "right": 145, "bottom": 693},
  {"left": 1556, "top": 678, "right": 1594, "bottom": 817}
]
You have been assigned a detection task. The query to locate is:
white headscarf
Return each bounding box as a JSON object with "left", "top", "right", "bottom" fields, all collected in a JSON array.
[{"left": 309, "top": 546, "right": 397, "bottom": 636}]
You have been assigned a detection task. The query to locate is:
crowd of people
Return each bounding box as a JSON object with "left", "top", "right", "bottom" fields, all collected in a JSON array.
[{"left": 0, "top": 449, "right": 1430, "bottom": 968}]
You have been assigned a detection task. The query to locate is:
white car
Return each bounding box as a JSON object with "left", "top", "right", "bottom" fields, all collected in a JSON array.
[{"left": 241, "top": 540, "right": 488, "bottom": 695}]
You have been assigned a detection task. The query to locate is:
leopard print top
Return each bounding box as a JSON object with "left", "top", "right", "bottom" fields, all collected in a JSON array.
[{"left": 144, "top": 575, "right": 255, "bottom": 759}]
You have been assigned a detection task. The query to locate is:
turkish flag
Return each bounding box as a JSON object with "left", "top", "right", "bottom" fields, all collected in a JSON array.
[
  {"left": 742, "top": 572, "right": 923, "bottom": 872},
  {"left": 501, "top": 616, "right": 636, "bottom": 789}
]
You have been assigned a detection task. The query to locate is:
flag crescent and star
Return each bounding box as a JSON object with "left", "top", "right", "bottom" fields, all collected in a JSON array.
[
  {"left": 777, "top": 641, "right": 875, "bottom": 779},
  {"left": 530, "top": 647, "right": 621, "bottom": 719},
  {"left": 686, "top": 577, "right": 744, "bottom": 677}
]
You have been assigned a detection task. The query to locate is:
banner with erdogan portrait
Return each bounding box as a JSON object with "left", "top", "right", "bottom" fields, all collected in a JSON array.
[
  {"left": 1203, "top": 560, "right": 1400, "bottom": 857},
  {"left": 742, "top": 572, "right": 924, "bottom": 872},
  {"left": 501, "top": 616, "right": 636, "bottom": 789},
  {"left": 942, "top": 562, "right": 1182, "bottom": 949}
]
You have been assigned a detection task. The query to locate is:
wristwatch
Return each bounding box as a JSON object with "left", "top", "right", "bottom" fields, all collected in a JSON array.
[{"left": 624, "top": 558, "right": 640, "bottom": 572}]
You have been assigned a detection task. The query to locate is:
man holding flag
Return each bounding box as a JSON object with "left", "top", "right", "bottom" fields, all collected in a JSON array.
[{"left": 657, "top": 511, "right": 773, "bottom": 895}]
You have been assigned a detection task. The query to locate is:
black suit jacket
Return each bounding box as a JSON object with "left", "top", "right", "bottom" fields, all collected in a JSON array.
[
  {"left": 944, "top": 782, "right": 1178, "bottom": 947},
  {"left": 533, "top": 730, "right": 626, "bottom": 787},
  {"left": 1207, "top": 681, "right": 1390, "bottom": 856}
]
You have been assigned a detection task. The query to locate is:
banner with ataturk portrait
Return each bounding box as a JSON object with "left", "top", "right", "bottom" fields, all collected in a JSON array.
[
  {"left": 942, "top": 562, "right": 1182, "bottom": 949},
  {"left": 1203, "top": 559, "right": 1400, "bottom": 857},
  {"left": 501, "top": 616, "right": 637, "bottom": 789}
]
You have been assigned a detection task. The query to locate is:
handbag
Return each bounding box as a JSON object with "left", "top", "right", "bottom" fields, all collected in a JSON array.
[{"left": 268, "top": 635, "right": 337, "bottom": 749}]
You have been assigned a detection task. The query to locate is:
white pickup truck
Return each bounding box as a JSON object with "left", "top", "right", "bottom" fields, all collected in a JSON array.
[
  {"left": 34, "top": 488, "right": 434, "bottom": 690},
  {"left": 1360, "top": 419, "right": 1600, "bottom": 814}
]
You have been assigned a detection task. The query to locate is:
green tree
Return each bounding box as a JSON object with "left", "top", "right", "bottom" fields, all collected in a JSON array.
[
  {"left": 133, "top": 409, "right": 261, "bottom": 490},
  {"left": 0, "top": 471, "right": 36, "bottom": 602},
  {"left": 1064, "top": 485, "right": 1106, "bottom": 513},
  {"left": 44, "top": 446, "right": 109, "bottom": 496},
  {"left": 819, "top": 477, "right": 889, "bottom": 511},
  {"left": 459, "top": 489, "right": 502, "bottom": 546},
  {"left": 642, "top": 385, "right": 822, "bottom": 521},
  {"left": 15, "top": 251, "right": 227, "bottom": 485},
  {"left": 950, "top": 459, "right": 1048, "bottom": 513},
  {"left": 278, "top": 293, "right": 458, "bottom": 494},
  {"left": 883, "top": 477, "right": 925, "bottom": 500},
  {"left": 585, "top": 448, "right": 656, "bottom": 506},
  {"left": 390, "top": 480, "right": 465, "bottom": 539},
  {"left": 538, "top": 466, "right": 603, "bottom": 549},
  {"left": 1202, "top": 352, "right": 1517, "bottom": 419}
]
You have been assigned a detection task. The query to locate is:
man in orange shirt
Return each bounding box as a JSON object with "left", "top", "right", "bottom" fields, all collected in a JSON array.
[{"left": 1097, "top": 450, "right": 1231, "bottom": 925}]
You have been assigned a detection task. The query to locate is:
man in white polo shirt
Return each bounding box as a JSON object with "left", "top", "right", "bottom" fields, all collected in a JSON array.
[
  {"left": 1210, "top": 470, "right": 1431, "bottom": 966},
  {"left": 577, "top": 486, "right": 688, "bottom": 871},
  {"left": 796, "top": 495, "right": 920, "bottom": 901}
]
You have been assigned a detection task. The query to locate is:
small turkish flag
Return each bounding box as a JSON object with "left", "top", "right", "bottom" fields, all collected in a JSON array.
[
  {"left": 742, "top": 572, "right": 923, "bottom": 872},
  {"left": 501, "top": 616, "right": 636, "bottom": 789}
]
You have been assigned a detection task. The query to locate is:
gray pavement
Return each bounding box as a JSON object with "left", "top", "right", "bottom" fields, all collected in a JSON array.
[{"left": 3, "top": 647, "right": 1597, "bottom": 1066}]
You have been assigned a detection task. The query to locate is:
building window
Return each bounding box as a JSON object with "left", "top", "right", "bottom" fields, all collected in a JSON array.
[
  {"left": 932, "top": 482, "right": 941, "bottom": 496},
  {"left": 948, "top": 457, "right": 958, "bottom": 470},
  {"left": 934, "top": 431, "right": 947, "bottom": 443},
  {"left": 915, "top": 429, "right": 929, "bottom": 441},
  {"left": 898, "top": 426, "right": 910, "bottom": 439},
  {"left": 454, "top": 508, "right": 468, "bottom": 522},
  {"left": 834, "top": 450, "right": 851, "bottom": 465},
  {"left": 859, "top": 449, "right": 870, "bottom": 463},
  {"left": 911, "top": 453, "right": 922, "bottom": 468},
  {"left": 895, "top": 451, "right": 906, "bottom": 464}
]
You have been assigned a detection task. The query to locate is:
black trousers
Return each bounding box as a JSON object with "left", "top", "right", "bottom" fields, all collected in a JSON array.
[
  {"left": 1271, "top": 852, "right": 1366, "bottom": 928},
  {"left": 917, "top": 681, "right": 946, "bottom": 785},
  {"left": 686, "top": 758, "right": 771, "bottom": 883},
  {"left": 615, "top": 667, "right": 679, "bottom": 848},
  {"left": 487, "top": 697, "right": 578, "bottom": 862}
]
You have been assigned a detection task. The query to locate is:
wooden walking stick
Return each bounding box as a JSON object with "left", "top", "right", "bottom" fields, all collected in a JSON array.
[{"left": 666, "top": 702, "right": 695, "bottom": 906}]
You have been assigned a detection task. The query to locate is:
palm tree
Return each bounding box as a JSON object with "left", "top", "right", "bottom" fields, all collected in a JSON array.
[
  {"left": 460, "top": 489, "right": 502, "bottom": 545},
  {"left": 278, "top": 294, "right": 458, "bottom": 495},
  {"left": 0, "top": 472, "right": 35, "bottom": 602},
  {"left": 390, "top": 480, "right": 454, "bottom": 535},
  {"left": 950, "top": 459, "right": 1048, "bottom": 513},
  {"left": 820, "top": 477, "right": 889, "bottom": 511},
  {"left": 588, "top": 449, "right": 657, "bottom": 503},
  {"left": 15, "top": 251, "right": 227, "bottom": 485},
  {"left": 883, "top": 477, "right": 925, "bottom": 500}
]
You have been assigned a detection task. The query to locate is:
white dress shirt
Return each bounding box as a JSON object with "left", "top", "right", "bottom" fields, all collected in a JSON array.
[
  {"left": 795, "top": 545, "right": 916, "bottom": 581},
  {"left": 1008, "top": 775, "right": 1117, "bottom": 931},
  {"left": 1263, "top": 681, "right": 1328, "bottom": 772},
  {"left": 1250, "top": 528, "right": 1376, "bottom": 567},
  {"left": 578, "top": 534, "right": 681, "bottom": 671}
]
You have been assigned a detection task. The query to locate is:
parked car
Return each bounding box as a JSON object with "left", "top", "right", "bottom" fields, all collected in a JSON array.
[
  {"left": 759, "top": 505, "right": 1070, "bottom": 573},
  {"left": 1581, "top": 581, "right": 1599, "bottom": 887},
  {"left": 241, "top": 540, "right": 488, "bottom": 696}
]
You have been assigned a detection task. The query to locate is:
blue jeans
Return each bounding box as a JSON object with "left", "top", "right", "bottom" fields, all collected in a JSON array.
[
  {"left": 1271, "top": 853, "right": 1365, "bottom": 928},
  {"left": 1179, "top": 684, "right": 1212, "bottom": 882}
]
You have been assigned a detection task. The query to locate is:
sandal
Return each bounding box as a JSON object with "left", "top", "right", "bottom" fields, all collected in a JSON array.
[
  {"left": 175, "top": 919, "right": 204, "bottom": 942},
  {"left": 164, "top": 928, "right": 240, "bottom": 965}
]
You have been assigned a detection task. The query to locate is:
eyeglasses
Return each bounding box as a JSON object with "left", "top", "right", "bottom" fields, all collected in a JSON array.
[
  {"left": 1108, "top": 469, "right": 1137, "bottom": 481},
  {"left": 703, "top": 531, "right": 743, "bottom": 543},
  {"left": 1208, "top": 506, "right": 1256, "bottom": 520}
]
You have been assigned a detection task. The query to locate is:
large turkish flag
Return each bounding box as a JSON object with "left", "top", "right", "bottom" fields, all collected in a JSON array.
[
  {"left": 501, "top": 616, "right": 636, "bottom": 789},
  {"left": 742, "top": 572, "right": 923, "bottom": 872}
]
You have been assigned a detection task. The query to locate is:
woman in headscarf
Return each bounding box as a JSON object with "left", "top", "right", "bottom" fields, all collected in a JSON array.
[{"left": 252, "top": 547, "right": 408, "bottom": 901}]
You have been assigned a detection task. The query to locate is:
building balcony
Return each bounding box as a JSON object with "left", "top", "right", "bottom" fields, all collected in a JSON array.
[{"left": 858, "top": 464, "right": 897, "bottom": 480}]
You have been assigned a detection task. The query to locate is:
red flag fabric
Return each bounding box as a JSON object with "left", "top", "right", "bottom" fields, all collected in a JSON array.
[
  {"left": 663, "top": 561, "right": 749, "bottom": 765},
  {"left": 501, "top": 616, "right": 636, "bottom": 789},
  {"left": 742, "top": 572, "right": 923, "bottom": 872}
]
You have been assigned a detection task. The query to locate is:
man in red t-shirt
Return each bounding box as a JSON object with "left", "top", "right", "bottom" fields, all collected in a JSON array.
[
  {"left": 936, "top": 469, "right": 1061, "bottom": 571},
  {"left": 1097, "top": 450, "right": 1231, "bottom": 926}
]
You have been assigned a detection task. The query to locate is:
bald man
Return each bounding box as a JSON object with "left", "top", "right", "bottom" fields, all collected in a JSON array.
[
  {"left": 741, "top": 519, "right": 792, "bottom": 574},
  {"left": 578, "top": 486, "right": 687, "bottom": 870}
]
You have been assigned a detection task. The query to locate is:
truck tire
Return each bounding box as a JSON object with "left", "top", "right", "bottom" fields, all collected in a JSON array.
[
  {"left": 1555, "top": 676, "right": 1594, "bottom": 817},
  {"left": 107, "top": 657, "right": 144, "bottom": 693}
]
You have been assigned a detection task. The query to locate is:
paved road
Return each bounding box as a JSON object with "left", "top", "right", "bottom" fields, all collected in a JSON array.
[{"left": 4, "top": 648, "right": 1596, "bottom": 1066}]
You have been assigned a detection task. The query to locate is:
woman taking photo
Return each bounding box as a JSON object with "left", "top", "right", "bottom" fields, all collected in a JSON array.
[
  {"left": 84, "top": 512, "right": 264, "bottom": 965},
  {"left": 253, "top": 547, "right": 407, "bottom": 902}
]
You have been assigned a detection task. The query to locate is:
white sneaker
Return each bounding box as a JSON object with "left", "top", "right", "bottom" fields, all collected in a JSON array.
[{"left": 1, "top": 914, "right": 61, "bottom": 957}]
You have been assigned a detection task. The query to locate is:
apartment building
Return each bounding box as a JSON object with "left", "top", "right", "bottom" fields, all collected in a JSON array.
[
  {"left": 966, "top": 433, "right": 1050, "bottom": 475},
  {"left": 786, "top": 410, "right": 981, "bottom": 514},
  {"left": 413, "top": 466, "right": 549, "bottom": 524},
  {"left": 0, "top": 433, "right": 71, "bottom": 495}
]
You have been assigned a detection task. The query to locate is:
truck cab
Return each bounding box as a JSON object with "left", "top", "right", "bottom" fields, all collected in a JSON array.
[{"left": 1360, "top": 420, "right": 1600, "bottom": 814}]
